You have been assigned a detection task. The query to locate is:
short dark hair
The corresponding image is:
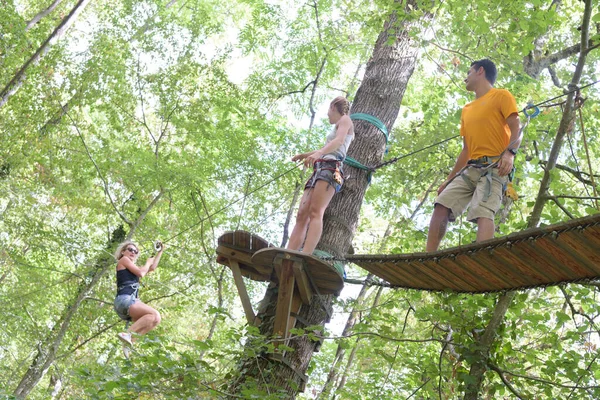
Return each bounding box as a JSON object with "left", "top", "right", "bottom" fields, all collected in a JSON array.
[{"left": 471, "top": 59, "right": 497, "bottom": 85}]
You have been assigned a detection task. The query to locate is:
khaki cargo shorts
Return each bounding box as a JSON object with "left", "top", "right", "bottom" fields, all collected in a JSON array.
[{"left": 435, "top": 166, "right": 507, "bottom": 222}]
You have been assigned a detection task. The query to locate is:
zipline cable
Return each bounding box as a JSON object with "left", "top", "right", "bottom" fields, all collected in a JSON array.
[
  {"left": 163, "top": 162, "right": 303, "bottom": 244},
  {"left": 524, "top": 78, "right": 600, "bottom": 110}
]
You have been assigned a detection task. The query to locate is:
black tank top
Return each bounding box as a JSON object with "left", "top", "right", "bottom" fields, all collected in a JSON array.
[{"left": 116, "top": 268, "right": 139, "bottom": 296}]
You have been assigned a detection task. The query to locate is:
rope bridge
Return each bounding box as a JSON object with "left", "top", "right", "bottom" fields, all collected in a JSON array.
[{"left": 346, "top": 213, "right": 600, "bottom": 293}]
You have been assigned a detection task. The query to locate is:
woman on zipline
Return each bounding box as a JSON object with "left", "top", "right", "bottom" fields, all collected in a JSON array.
[
  {"left": 287, "top": 96, "right": 354, "bottom": 254},
  {"left": 113, "top": 241, "right": 164, "bottom": 347}
]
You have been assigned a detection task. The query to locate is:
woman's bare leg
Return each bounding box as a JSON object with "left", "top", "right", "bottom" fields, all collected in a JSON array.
[
  {"left": 301, "top": 180, "right": 336, "bottom": 254},
  {"left": 128, "top": 301, "right": 161, "bottom": 337},
  {"left": 287, "top": 189, "right": 313, "bottom": 251}
]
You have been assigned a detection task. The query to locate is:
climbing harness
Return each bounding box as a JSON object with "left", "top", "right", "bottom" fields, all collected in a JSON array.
[
  {"left": 442, "top": 103, "right": 539, "bottom": 200},
  {"left": 306, "top": 159, "right": 344, "bottom": 190}
]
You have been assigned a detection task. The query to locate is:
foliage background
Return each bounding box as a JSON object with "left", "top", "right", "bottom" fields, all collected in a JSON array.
[{"left": 1, "top": 0, "right": 599, "bottom": 398}]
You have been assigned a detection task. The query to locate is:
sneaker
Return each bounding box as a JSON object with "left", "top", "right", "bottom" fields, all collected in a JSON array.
[
  {"left": 117, "top": 332, "right": 133, "bottom": 346},
  {"left": 122, "top": 345, "right": 131, "bottom": 359}
]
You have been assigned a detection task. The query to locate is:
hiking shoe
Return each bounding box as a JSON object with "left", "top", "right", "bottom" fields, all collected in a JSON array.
[
  {"left": 122, "top": 345, "right": 131, "bottom": 359},
  {"left": 117, "top": 332, "right": 133, "bottom": 346}
]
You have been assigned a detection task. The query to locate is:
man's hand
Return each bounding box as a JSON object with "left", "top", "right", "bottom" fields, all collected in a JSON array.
[
  {"left": 437, "top": 179, "right": 450, "bottom": 195},
  {"left": 497, "top": 152, "right": 514, "bottom": 176}
]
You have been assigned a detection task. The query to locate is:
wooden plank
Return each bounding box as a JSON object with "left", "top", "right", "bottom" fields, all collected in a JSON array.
[
  {"left": 292, "top": 261, "right": 313, "bottom": 305},
  {"left": 273, "top": 258, "right": 296, "bottom": 343},
  {"left": 216, "top": 244, "right": 273, "bottom": 279},
  {"left": 440, "top": 256, "right": 495, "bottom": 292},
  {"left": 358, "top": 259, "right": 438, "bottom": 289},
  {"left": 469, "top": 250, "right": 531, "bottom": 289},
  {"left": 489, "top": 247, "right": 549, "bottom": 285},
  {"left": 509, "top": 240, "right": 570, "bottom": 282},
  {"left": 431, "top": 257, "right": 487, "bottom": 292},
  {"left": 560, "top": 231, "right": 600, "bottom": 275},
  {"left": 286, "top": 289, "right": 303, "bottom": 336},
  {"left": 229, "top": 261, "right": 256, "bottom": 326},
  {"left": 253, "top": 248, "right": 344, "bottom": 295},
  {"left": 406, "top": 259, "right": 471, "bottom": 291},
  {"left": 535, "top": 237, "right": 599, "bottom": 279},
  {"left": 386, "top": 260, "right": 450, "bottom": 291}
]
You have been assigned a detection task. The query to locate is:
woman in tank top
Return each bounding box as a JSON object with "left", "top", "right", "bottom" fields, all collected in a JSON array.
[
  {"left": 287, "top": 96, "right": 354, "bottom": 254},
  {"left": 113, "top": 241, "right": 165, "bottom": 348}
]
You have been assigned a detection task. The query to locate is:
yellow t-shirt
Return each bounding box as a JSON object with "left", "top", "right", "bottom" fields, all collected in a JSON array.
[{"left": 460, "top": 88, "right": 518, "bottom": 160}]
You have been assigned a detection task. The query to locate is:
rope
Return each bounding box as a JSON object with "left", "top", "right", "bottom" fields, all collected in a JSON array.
[
  {"left": 350, "top": 113, "right": 388, "bottom": 143},
  {"left": 523, "top": 78, "right": 600, "bottom": 111},
  {"left": 577, "top": 106, "right": 599, "bottom": 209},
  {"left": 312, "top": 249, "right": 346, "bottom": 278},
  {"left": 163, "top": 162, "right": 302, "bottom": 244},
  {"left": 163, "top": 85, "right": 594, "bottom": 245}
]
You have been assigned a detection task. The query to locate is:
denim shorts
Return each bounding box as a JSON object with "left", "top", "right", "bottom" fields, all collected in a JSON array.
[
  {"left": 114, "top": 293, "right": 138, "bottom": 321},
  {"left": 304, "top": 160, "right": 344, "bottom": 193}
]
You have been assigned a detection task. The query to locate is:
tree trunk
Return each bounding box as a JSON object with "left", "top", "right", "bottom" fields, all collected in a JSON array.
[
  {"left": 463, "top": 1, "right": 593, "bottom": 398},
  {"left": 317, "top": 276, "right": 373, "bottom": 399},
  {"left": 13, "top": 225, "right": 126, "bottom": 398},
  {"left": 231, "top": 1, "right": 431, "bottom": 397},
  {"left": 25, "top": 0, "right": 65, "bottom": 31},
  {"left": 0, "top": 0, "right": 91, "bottom": 108},
  {"left": 13, "top": 190, "right": 163, "bottom": 397},
  {"left": 319, "top": 180, "right": 437, "bottom": 398}
]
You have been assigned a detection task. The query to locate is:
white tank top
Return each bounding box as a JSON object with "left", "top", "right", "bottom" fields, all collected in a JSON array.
[{"left": 322, "top": 121, "right": 354, "bottom": 160}]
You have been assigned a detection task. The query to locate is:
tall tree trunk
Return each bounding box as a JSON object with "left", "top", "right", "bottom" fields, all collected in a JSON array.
[
  {"left": 25, "top": 0, "right": 65, "bottom": 31},
  {"left": 39, "top": 0, "right": 180, "bottom": 133},
  {"left": 0, "top": 0, "right": 91, "bottom": 108},
  {"left": 13, "top": 225, "right": 126, "bottom": 398},
  {"left": 320, "top": 180, "right": 437, "bottom": 398},
  {"left": 231, "top": 1, "right": 432, "bottom": 397},
  {"left": 13, "top": 189, "right": 163, "bottom": 398},
  {"left": 463, "top": 1, "right": 593, "bottom": 398}
]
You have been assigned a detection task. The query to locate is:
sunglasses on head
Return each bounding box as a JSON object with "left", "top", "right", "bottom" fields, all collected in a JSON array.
[{"left": 126, "top": 247, "right": 139, "bottom": 255}]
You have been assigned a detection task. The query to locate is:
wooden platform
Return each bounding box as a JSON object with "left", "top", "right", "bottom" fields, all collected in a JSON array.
[
  {"left": 252, "top": 248, "right": 345, "bottom": 296},
  {"left": 347, "top": 213, "right": 600, "bottom": 293},
  {"left": 216, "top": 231, "right": 274, "bottom": 326},
  {"left": 216, "top": 230, "right": 274, "bottom": 281}
]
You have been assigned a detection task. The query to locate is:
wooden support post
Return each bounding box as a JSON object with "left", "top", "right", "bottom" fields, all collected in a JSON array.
[
  {"left": 229, "top": 260, "right": 256, "bottom": 326},
  {"left": 292, "top": 260, "right": 313, "bottom": 305},
  {"left": 286, "top": 288, "right": 303, "bottom": 335},
  {"left": 273, "top": 257, "right": 296, "bottom": 344}
]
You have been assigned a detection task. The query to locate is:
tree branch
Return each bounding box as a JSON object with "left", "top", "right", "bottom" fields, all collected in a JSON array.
[
  {"left": 487, "top": 363, "right": 528, "bottom": 399},
  {"left": 0, "top": 0, "right": 91, "bottom": 108},
  {"left": 63, "top": 106, "right": 133, "bottom": 227},
  {"left": 528, "top": 0, "right": 594, "bottom": 227},
  {"left": 548, "top": 196, "right": 575, "bottom": 219},
  {"left": 131, "top": 190, "right": 165, "bottom": 229},
  {"left": 540, "top": 161, "right": 600, "bottom": 187},
  {"left": 25, "top": 0, "right": 65, "bottom": 31},
  {"left": 524, "top": 40, "right": 595, "bottom": 79},
  {"left": 489, "top": 362, "right": 600, "bottom": 390}
]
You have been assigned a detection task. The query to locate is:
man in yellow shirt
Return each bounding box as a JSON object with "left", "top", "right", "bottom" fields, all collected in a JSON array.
[{"left": 426, "top": 59, "right": 521, "bottom": 252}]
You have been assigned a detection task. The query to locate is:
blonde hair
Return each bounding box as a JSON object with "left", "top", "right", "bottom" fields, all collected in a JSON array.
[
  {"left": 330, "top": 96, "right": 350, "bottom": 115},
  {"left": 114, "top": 241, "right": 138, "bottom": 261}
]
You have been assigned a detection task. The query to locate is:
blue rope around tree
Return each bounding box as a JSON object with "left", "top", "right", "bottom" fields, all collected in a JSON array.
[
  {"left": 349, "top": 113, "right": 389, "bottom": 144},
  {"left": 345, "top": 113, "right": 389, "bottom": 181}
]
